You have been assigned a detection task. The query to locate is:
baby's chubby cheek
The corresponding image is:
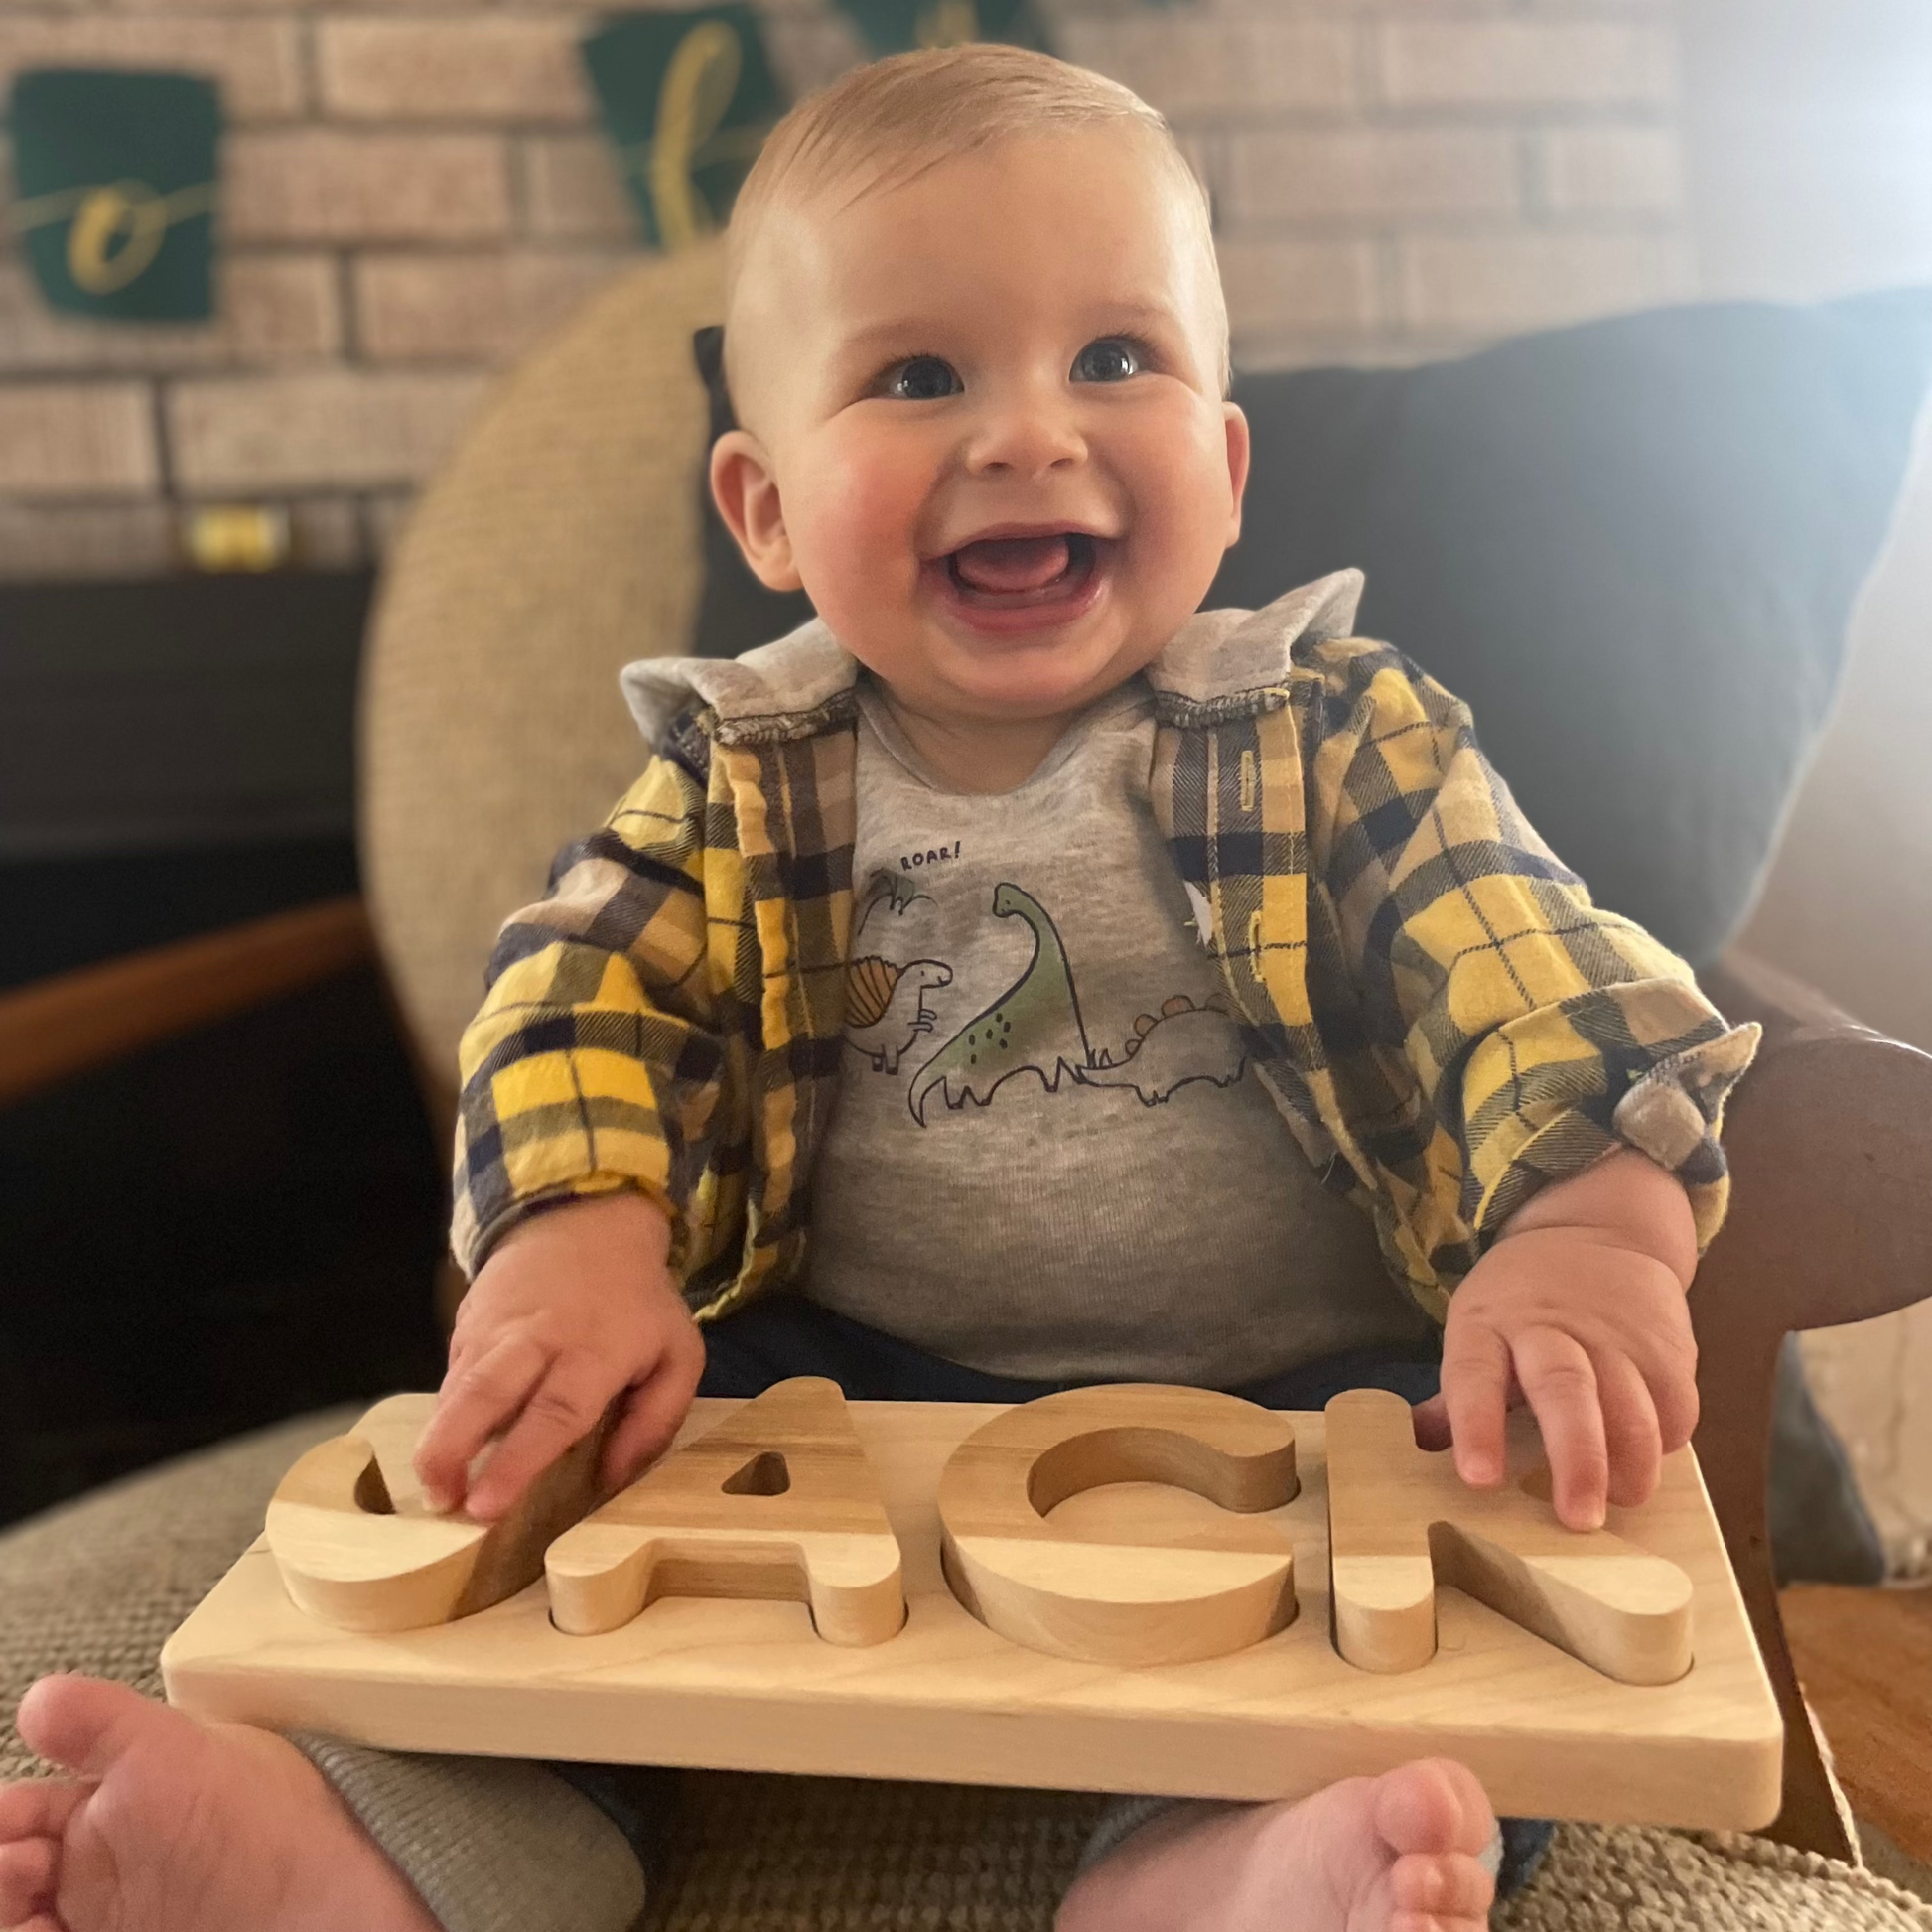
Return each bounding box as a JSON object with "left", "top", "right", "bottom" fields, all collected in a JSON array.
[
  {"left": 780, "top": 440, "right": 933, "bottom": 634},
  {"left": 1132, "top": 417, "right": 1242, "bottom": 587}
]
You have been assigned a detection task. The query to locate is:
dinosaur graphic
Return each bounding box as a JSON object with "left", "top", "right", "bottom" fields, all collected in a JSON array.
[
  {"left": 856, "top": 867, "right": 932, "bottom": 939},
  {"left": 844, "top": 956, "right": 953, "bottom": 1074},
  {"left": 1081, "top": 997, "right": 1248, "bottom": 1108},
  {"left": 905, "top": 883, "right": 1250, "bottom": 1123},
  {"left": 907, "top": 884, "right": 1092, "bottom": 1123}
]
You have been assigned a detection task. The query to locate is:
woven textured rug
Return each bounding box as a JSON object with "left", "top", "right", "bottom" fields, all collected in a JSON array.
[{"left": 4, "top": 1413, "right": 1928, "bottom": 1931}]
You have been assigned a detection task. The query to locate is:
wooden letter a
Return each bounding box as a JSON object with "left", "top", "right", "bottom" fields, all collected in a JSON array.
[
  {"left": 1325, "top": 1388, "right": 1693, "bottom": 1685},
  {"left": 545, "top": 1376, "right": 905, "bottom": 1644}
]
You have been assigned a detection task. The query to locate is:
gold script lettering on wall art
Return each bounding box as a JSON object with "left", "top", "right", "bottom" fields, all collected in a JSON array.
[
  {"left": 649, "top": 21, "right": 747, "bottom": 251},
  {"left": 12, "top": 179, "right": 217, "bottom": 296}
]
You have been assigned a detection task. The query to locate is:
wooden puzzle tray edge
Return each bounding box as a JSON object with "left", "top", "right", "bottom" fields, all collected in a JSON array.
[{"left": 163, "top": 1395, "right": 1784, "bottom": 1831}]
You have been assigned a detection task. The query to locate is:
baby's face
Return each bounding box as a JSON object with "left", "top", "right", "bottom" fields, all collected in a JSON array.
[{"left": 714, "top": 128, "right": 1249, "bottom": 731}]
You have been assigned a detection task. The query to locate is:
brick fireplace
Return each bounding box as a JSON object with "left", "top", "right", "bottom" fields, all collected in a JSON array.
[{"left": 0, "top": 1, "right": 1690, "bottom": 581}]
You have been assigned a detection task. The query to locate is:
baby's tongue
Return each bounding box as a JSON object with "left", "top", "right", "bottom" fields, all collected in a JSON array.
[{"left": 950, "top": 534, "right": 1070, "bottom": 595}]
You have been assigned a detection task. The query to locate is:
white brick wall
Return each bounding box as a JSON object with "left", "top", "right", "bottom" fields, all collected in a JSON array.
[
  {"left": 225, "top": 133, "right": 516, "bottom": 242},
  {"left": 0, "top": 0, "right": 1692, "bottom": 578},
  {"left": 1375, "top": 20, "right": 1678, "bottom": 109},
  {"left": 0, "top": 19, "right": 305, "bottom": 121},
  {"left": 354, "top": 250, "right": 631, "bottom": 362},
  {"left": 1400, "top": 231, "right": 1693, "bottom": 334},
  {"left": 317, "top": 20, "right": 596, "bottom": 123},
  {"left": 0, "top": 257, "right": 340, "bottom": 371},
  {"left": 520, "top": 135, "right": 635, "bottom": 242},
  {"left": 1054, "top": 16, "right": 1359, "bottom": 117},
  {"left": 1538, "top": 126, "right": 1684, "bottom": 213},
  {"left": 0, "top": 384, "right": 160, "bottom": 495},
  {"left": 0, "top": 500, "right": 179, "bottom": 579},
  {"left": 168, "top": 370, "right": 490, "bottom": 490},
  {"left": 1223, "top": 127, "right": 1521, "bottom": 224},
  {"left": 1216, "top": 235, "right": 1382, "bottom": 339}
]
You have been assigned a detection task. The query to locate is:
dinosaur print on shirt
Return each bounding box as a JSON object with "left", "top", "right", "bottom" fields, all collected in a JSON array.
[{"left": 843, "top": 873, "right": 1250, "bottom": 1125}]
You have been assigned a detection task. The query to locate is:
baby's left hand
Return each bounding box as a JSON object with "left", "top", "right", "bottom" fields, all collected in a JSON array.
[{"left": 1412, "top": 1154, "right": 1700, "bottom": 1532}]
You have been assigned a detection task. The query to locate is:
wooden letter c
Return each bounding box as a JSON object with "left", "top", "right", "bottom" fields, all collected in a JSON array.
[{"left": 937, "top": 1385, "right": 1299, "bottom": 1666}]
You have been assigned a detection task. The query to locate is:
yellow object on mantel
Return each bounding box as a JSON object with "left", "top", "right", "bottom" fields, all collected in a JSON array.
[{"left": 183, "top": 503, "right": 290, "bottom": 572}]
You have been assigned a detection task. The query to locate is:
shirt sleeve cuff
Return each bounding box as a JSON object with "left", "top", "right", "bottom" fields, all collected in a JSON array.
[
  {"left": 1479, "top": 1018, "right": 1761, "bottom": 1256},
  {"left": 1610, "top": 1020, "right": 1762, "bottom": 1251},
  {"left": 452, "top": 1172, "right": 673, "bottom": 1282}
]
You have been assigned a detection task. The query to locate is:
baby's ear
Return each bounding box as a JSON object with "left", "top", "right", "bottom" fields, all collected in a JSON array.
[
  {"left": 1220, "top": 402, "right": 1251, "bottom": 548},
  {"left": 710, "top": 431, "right": 804, "bottom": 594}
]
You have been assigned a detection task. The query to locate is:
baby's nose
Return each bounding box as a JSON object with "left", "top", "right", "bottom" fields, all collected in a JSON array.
[{"left": 965, "top": 401, "right": 1085, "bottom": 477}]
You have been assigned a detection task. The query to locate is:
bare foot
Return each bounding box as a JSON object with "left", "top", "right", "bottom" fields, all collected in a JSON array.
[
  {"left": 1057, "top": 1758, "right": 1499, "bottom": 1932},
  {"left": 0, "top": 1675, "right": 441, "bottom": 1932}
]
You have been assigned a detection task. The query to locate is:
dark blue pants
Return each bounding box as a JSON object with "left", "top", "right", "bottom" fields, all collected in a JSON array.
[
  {"left": 685, "top": 1295, "right": 1553, "bottom": 1897},
  {"left": 698, "top": 1293, "right": 1446, "bottom": 1409}
]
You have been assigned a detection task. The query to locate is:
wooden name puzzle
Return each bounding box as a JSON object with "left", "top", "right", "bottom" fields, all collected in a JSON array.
[{"left": 165, "top": 1380, "right": 1783, "bottom": 1831}]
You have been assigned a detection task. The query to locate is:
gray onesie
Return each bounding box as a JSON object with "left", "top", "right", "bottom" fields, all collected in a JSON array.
[{"left": 805, "top": 674, "right": 1436, "bottom": 1378}]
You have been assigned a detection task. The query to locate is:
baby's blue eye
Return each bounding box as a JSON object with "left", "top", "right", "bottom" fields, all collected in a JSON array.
[
  {"left": 1072, "top": 338, "right": 1141, "bottom": 383},
  {"left": 886, "top": 356, "right": 962, "bottom": 401}
]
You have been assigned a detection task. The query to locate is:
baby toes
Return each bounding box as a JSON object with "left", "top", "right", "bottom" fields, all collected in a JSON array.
[
  {"left": 0, "top": 1831, "right": 59, "bottom": 1921},
  {"left": 1388, "top": 1848, "right": 1496, "bottom": 1930},
  {"left": 0, "top": 1778, "right": 86, "bottom": 1843},
  {"left": 1373, "top": 1757, "right": 1495, "bottom": 1862}
]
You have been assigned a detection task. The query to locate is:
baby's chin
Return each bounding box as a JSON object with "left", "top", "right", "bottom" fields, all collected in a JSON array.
[{"left": 909, "top": 616, "right": 1168, "bottom": 722}]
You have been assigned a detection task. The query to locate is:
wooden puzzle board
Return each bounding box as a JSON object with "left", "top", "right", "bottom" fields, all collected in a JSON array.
[{"left": 162, "top": 1394, "right": 1782, "bottom": 1829}]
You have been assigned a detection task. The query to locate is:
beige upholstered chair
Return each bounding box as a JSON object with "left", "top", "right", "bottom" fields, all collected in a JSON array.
[
  {"left": 362, "top": 244, "right": 730, "bottom": 1095},
  {"left": 6, "top": 238, "right": 1932, "bottom": 1927}
]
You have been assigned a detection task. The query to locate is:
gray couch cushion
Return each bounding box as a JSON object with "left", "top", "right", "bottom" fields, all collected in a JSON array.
[{"left": 1208, "top": 291, "right": 1932, "bottom": 965}]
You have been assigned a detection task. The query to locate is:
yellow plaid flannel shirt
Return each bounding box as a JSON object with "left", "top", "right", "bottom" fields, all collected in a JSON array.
[{"left": 452, "top": 572, "right": 1758, "bottom": 1325}]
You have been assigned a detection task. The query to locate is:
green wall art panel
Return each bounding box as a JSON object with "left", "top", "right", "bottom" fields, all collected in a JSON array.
[
  {"left": 9, "top": 69, "right": 221, "bottom": 323},
  {"left": 581, "top": 7, "right": 782, "bottom": 251},
  {"left": 838, "top": 0, "right": 1045, "bottom": 57}
]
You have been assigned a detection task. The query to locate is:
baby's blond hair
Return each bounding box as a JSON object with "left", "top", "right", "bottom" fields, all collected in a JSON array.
[{"left": 724, "top": 43, "right": 1229, "bottom": 393}]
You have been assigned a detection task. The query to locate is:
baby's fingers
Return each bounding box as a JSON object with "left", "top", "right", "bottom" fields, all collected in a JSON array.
[
  {"left": 1595, "top": 1351, "right": 1663, "bottom": 1511},
  {"left": 1512, "top": 1328, "right": 1607, "bottom": 1531},
  {"left": 465, "top": 1353, "right": 621, "bottom": 1522},
  {"left": 1410, "top": 1392, "right": 1452, "bottom": 1451},
  {"left": 1439, "top": 1320, "right": 1512, "bottom": 1489},
  {"left": 413, "top": 1332, "right": 550, "bottom": 1511},
  {"left": 601, "top": 1327, "right": 707, "bottom": 1494},
  {"left": 1625, "top": 1325, "right": 1700, "bottom": 1456}
]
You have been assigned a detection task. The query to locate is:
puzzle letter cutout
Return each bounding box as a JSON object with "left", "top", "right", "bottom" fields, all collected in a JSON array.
[
  {"left": 1325, "top": 1387, "right": 1693, "bottom": 1684},
  {"left": 263, "top": 1376, "right": 1692, "bottom": 1684},
  {"left": 937, "top": 1384, "right": 1300, "bottom": 1666},
  {"left": 546, "top": 1375, "right": 905, "bottom": 1644},
  {"left": 266, "top": 1409, "right": 612, "bottom": 1633}
]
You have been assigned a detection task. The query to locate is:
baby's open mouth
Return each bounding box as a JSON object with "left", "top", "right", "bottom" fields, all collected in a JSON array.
[{"left": 945, "top": 531, "right": 1100, "bottom": 607}]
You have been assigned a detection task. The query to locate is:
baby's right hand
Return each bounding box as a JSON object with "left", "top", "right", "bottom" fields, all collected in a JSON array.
[{"left": 412, "top": 1190, "right": 705, "bottom": 1522}]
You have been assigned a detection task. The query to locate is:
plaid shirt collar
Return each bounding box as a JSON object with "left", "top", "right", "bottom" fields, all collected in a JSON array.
[{"left": 621, "top": 569, "right": 1368, "bottom": 750}]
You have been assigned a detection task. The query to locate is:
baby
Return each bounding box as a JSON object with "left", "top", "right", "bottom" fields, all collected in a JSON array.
[{"left": 0, "top": 43, "right": 1759, "bottom": 1932}]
